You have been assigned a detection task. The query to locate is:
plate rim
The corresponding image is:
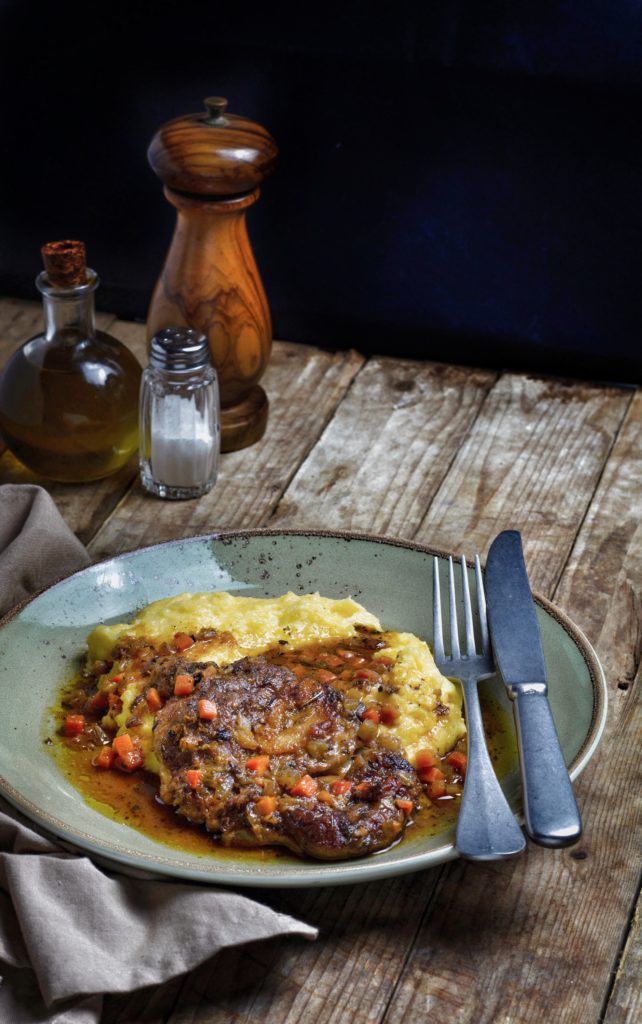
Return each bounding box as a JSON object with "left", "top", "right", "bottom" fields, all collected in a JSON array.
[{"left": 0, "top": 527, "right": 608, "bottom": 886}]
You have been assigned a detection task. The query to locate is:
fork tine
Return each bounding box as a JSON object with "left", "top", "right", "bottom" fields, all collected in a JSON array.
[
  {"left": 448, "top": 556, "right": 461, "bottom": 659},
  {"left": 432, "top": 557, "right": 445, "bottom": 662},
  {"left": 475, "top": 555, "right": 490, "bottom": 655},
  {"left": 460, "top": 555, "right": 476, "bottom": 656}
]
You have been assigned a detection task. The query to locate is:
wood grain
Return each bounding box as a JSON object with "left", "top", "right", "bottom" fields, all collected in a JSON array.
[
  {"left": 377, "top": 386, "right": 642, "bottom": 1024},
  {"left": 603, "top": 839, "right": 642, "bottom": 1024},
  {"left": 554, "top": 390, "right": 642, "bottom": 690},
  {"left": 413, "top": 373, "right": 632, "bottom": 596},
  {"left": 147, "top": 103, "right": 278, "bottom": 197},
  {"left": 153, "top": 871, "right": 447, "bottom": 1024},
  {"left": 271, "top": 358, "right": 498, "bottom": 537},
  {"left": 384, "top": 662, "right": 642, "bottom": 1024},
  {"left": 88, "top": 342, "right": 365, "bottom": 560}
]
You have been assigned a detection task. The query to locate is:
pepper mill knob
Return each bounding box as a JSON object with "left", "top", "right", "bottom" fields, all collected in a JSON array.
[
  {"left": 203, "top": 96, "right": 228, "bottom": 124},
  {"left": 147, "top": 98, "right": 278, "bottom": 451}
]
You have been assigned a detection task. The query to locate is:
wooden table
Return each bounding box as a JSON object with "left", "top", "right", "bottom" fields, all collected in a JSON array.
[{"left": 1, "top": 297, "right": 641, "bottom": 1024}]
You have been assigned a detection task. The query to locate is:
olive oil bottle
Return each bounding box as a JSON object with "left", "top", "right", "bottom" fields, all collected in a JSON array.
[{"left": 0, "top": 241, "right": 141, "bottom": 482}]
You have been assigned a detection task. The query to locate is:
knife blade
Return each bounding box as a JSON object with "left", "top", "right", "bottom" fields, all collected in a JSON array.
[{"left": 485, "top": 530, "right": 582, "bottom": 847}]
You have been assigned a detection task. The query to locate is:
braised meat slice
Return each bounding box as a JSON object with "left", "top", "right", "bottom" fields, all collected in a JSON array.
[{"left": 152, "top": 655, "right": 421, "bottom": 859}]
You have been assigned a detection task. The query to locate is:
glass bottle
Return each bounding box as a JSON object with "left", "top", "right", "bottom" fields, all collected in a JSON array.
[
  {"left": 0, "top": 241, "right": 141, "bottom": 482},
  {"left": 139, "top": 328, "right": 220, "bottom": 500}
]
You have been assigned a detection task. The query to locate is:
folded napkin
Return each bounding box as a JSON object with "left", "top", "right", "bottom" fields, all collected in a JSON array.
[
  {"left": 0, "top": 484, "right": 90, "bottom": 619},
  {"left": 0, "top": 485, "right": 317, "bottom": 1024}
]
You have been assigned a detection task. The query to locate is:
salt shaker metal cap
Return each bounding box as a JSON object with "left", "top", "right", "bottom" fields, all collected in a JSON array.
[
  {"left": 139, "top": 327, "right": 220, "bottom": 500},
  {"left": 149, "top": 328, "right": 210, "bottom": 372}
]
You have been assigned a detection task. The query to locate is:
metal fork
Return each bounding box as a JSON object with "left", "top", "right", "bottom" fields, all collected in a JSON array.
[{"left": 433, "top": 555, "right": 526, "bottom": 860}]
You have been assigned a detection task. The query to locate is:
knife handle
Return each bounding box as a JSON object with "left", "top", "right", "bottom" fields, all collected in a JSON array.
[{"left": 512, "top": 687, "right": 582, "bottom": 847}]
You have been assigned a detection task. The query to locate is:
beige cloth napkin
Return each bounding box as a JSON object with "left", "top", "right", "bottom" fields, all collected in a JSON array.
[{"left": 0, "top": 485, "right": 317, "bottom": 1024}]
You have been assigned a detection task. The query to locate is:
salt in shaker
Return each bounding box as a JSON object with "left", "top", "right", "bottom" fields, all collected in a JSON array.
[{"left": 139, "top": 328, "right": 220, "bottom": 499}]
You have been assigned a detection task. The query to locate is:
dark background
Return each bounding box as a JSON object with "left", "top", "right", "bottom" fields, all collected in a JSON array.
[{"left": 2, "top": 0, "right": 641, "bottom": 383}]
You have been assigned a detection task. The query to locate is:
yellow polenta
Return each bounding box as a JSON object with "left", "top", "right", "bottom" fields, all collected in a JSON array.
[{"left": 87, "top": 592, "right": 465, "bottom": 771}]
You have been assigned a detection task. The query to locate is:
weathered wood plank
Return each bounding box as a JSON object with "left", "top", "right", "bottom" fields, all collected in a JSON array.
[
  {"left": 413, "top": 374, "right": 633, "bottom": 596},
  {"left": 603, "top": 868, "right": 642, "bottom": 1024},
  {"left": 554, "top": 390, "right": 642, "bottom": 693},
  {"left": 88, "top": 343, "right": 365, "bottom": 560},
  {"left": 158, "top": 872, "right": 445, "bottom": 1024},
  {"left": 384, "top": 664, "right": 642, "bottom": 1024},
  {"left": 556, "top": 392, "right": 642, "bottom": 1024},
  {"left": 377, "top": 391, "right": 642, "bottom": 1024},
  {"left": 271, "top": 358, "right": 497, "bottom": 537}
]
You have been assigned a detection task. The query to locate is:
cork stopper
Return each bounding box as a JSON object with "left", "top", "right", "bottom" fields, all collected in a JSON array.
[{"left": 41, "top": 240, "right": 87, "bottom": 287}]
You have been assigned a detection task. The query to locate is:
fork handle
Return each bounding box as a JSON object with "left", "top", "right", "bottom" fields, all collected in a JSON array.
[
  {"left": 456, "top": 679, "right": 526, "bottom": 860},
  {"left": 512, "top": 688, "right": 582, "bottom": 847}
]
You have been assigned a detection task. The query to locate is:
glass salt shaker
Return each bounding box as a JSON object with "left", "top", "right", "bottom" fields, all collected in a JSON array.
[{"left": 139, "top": 328, "right": 220, "bottom": 500}]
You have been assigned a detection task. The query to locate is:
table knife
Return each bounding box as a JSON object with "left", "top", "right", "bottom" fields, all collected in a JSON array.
[{"left": 485, "top": 530, "right": 582, "bottom": 847}]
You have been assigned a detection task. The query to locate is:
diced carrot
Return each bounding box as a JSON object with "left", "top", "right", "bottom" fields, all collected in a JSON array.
[
  {"left": 427, "top": 778, "right": 447, "bottom": 800},
  {"left": 315, "top": 669, "right": 337, "bottom": 684},
  {"left": 185, "top": 769, "right": 201, "bottom": 789},
  {"left": 354, "top": 781, "right": 371, "bottom": 795},
  {"left": 362, "top": 707, "right": 380, "bottom": 724},
  {"left": 257, "top": 796, "right": 278, "bottom": 816},
  {"left": 380, "top": 703, "right": 400, "bottom": 726},
  {"left": 290, "top": 774, "right": 318, "bottom": 797},
  {"left": 86, "top": 691, "right": 109, "bottom": 714},
  {"left": 198, "top": 699, "right": 218, "bottom": 720},
  {"left": 174, "top": 632, "right": 194, "bottom": 652},
  {"left": 375, "top": 655, "right": 395, "bottom": 669},
  {"left": 415, "top": 748, "right": 439, "bottom": 772},
  {"left": 93, "top": 746, "right": 115, "bottom": 769},
  {"left": 107, "top": 693, "right": 123, "bottom": 715},
  {"left": 174, "top": 673, "right": 194, "bottom": 696},
  {"left": 246, "top": 755, "right": 270, "bottom": 775},
  {"left": 317, "top": 790, "right": 335, "bottom": 806},
  {"left": 321, "top": 654, "right": 343, "bottom": 668},
  {"left": 63, "top": 714, "right": 85, "bottom": 737},
  {"left": 446, "top": 751, "right": 468, "bottom": 773},
  {"left": 145, "top": 687, "right": 163, "bottom": 713},
  {"left": 111, "top": 673, "right": 124, "bottom": 683},
  {"left": 355, "top": 668, "right": 381, "bottom": 681},
  {"left": 331, "top": 779, "right": 352, "bottom": 796},
  {"left": 118, "top": 748, "right": 144, "bottom": 772},
  {"left": 420, "top": 766, "right": 445, "bottom": 784},
  {"left": 395, "top": 798, "right": 415, "bottom": 813},
  {"left": 112, "top": 733, "right": 134, "bottom": 758}
]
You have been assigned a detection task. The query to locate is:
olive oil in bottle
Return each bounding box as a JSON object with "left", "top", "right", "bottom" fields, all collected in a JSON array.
[{"left": 0, "top": 241, "right": 141, "bottom": 482}]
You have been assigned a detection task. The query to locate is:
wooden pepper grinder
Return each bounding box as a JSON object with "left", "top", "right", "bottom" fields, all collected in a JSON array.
[{"left": 147, "top": 97, "right": 278, "bottom": 451}]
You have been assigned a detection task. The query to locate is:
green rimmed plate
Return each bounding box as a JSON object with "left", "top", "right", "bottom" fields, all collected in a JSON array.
[{"left": 0, "top": 530, "right": 607, "bottom": 886}]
